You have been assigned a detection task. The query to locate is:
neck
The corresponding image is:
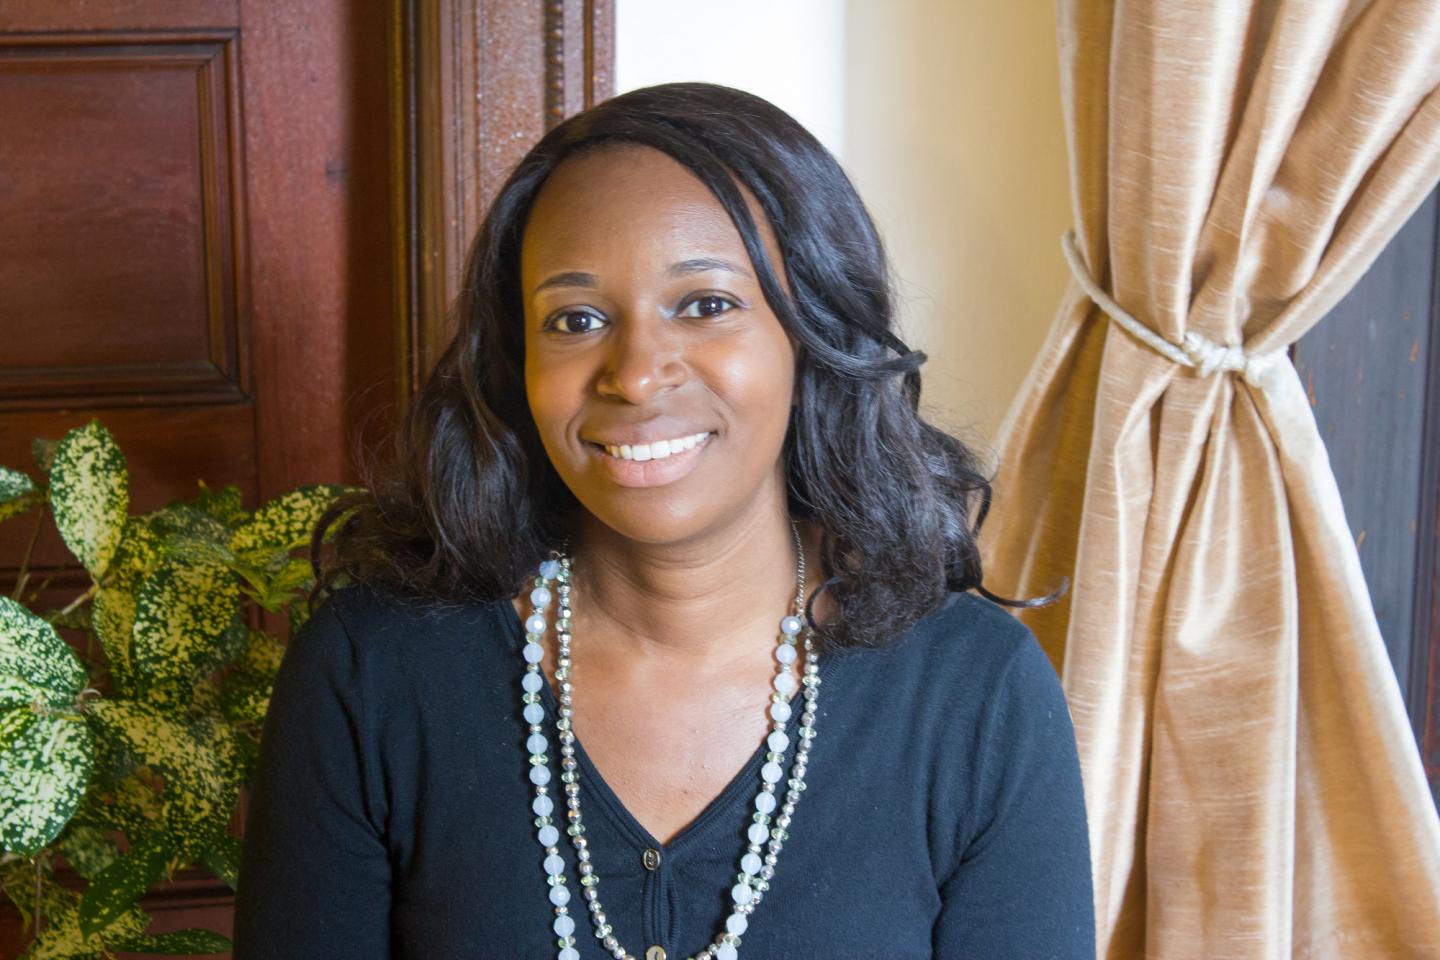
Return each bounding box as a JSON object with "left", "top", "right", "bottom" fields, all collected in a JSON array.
[{"left": 561, "top": 502, "right": 826, "bottom": 675}]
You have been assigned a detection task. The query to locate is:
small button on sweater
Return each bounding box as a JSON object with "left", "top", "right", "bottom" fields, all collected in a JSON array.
[{"left": 232, "top": 583, "right": 1095, "bottom": 959}]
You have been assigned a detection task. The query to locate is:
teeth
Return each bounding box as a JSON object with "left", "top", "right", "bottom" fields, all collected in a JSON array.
[{"left": 603, "top": 432, "right": 710, "bottom": 462}]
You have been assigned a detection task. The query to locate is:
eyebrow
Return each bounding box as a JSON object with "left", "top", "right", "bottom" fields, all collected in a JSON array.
[{"left": 530, "top": 257, "right": 753, "bottom": 297}]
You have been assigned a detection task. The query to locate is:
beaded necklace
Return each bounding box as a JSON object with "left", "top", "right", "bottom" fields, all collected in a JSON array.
[{"left": 518, "top": 520, "right": 821, "bottom": 959}]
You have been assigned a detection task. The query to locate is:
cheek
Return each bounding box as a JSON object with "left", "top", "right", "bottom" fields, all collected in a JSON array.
[
  {"left": 524, "top": 357, "right": 580, "bottom": 444},
  {"left": 712, "top": 337, "right": 794, "bottom": 434}
]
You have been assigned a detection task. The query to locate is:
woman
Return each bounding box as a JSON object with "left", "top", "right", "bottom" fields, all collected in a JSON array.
[{"left": 233, "top": 82, "right": 1093, "bottom": 959}]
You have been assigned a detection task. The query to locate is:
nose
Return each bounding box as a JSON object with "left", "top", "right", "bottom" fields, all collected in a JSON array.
[{"left": 595, "top": 314, "right": 687, "bottom": 405}]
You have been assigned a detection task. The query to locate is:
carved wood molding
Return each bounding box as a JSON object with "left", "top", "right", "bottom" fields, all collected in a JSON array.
[{"left": 389, "top": 0, "right": 614, "bottom": 401}]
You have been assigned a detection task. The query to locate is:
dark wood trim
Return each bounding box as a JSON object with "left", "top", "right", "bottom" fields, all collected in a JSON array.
[{"left": 389, "top": 0, "right": 614, "bottom": 399}]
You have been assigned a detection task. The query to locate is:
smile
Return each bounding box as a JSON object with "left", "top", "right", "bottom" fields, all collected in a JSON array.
[
  {"left": 586, "top": 432, "right": 714, "bottom": 488},
  {"left": 597, "top": 431, "right": 711, "bottom": 462}
]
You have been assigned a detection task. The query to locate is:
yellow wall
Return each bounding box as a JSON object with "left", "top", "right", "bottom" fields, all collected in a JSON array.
[
  {"left": 616, "top": 1, "right": 1074, "bottom": 456},
  {"left": 841, "top": 2, "right": 1072, "bottom": 456}
]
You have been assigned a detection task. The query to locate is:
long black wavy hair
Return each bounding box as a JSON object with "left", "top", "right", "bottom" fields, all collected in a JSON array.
[{"left": 309, "top": 81, "right": 1064, "bottom": 651}]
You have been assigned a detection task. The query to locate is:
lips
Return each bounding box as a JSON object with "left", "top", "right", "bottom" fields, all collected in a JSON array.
[
  {"left": 591, "top": 431, "right": 711, "bottom": 462},
  {"left": 586, "top": 431, "right": 714, "bottom": 488}
]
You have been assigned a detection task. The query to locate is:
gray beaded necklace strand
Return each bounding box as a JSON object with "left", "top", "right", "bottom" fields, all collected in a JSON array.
[{"left": 518, "top": 520, "right": 822, "bottom": 960}]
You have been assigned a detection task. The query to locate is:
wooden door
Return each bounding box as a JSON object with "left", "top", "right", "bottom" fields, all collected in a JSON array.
[
  {"left": 0, "top": 0, "right": 612, "bottom": 953},
  {"left": 1294, "top": 184, "right": 1440, "bottom": 807}
]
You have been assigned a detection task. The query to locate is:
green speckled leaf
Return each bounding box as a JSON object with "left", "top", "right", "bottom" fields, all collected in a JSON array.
[
  {"left": 0, "top": 596, "right": 88, "bottom": 705},
  {"left": 69, "top": 770, "right": 162, "bottom": 837},
  {"left": 199, "top": 833, "right": 241, "bottom": 890},
  {"left": 212, "top": 612, "right": 250, "bottom": 671},
  {"left": 234, "top": 730, "right": 260, "bottom": 783},
  {"left": 0, "top": 465, "right": 37, "bottom": 500},
  {"left": 145, "top": 502, "right": 235, "bottom": 566},
  {"left": 129, "top": 561, "right": 240, "bottom": 694},
  {"left": 218, "top": 671, "right": 271, "bottom": 724},
  {"left": 262, "top": 555, "right": 315, "bottom": 611},
  {"left": 108, "top": 926, "right": 233, "bottom": 955},
  {"left": 77, "top": 832, "right": 169, "bottom": 938},
  {"left": 19, "top": 892, "right": 149, "bottom": 960},
  {"left": 239, "top": 628, "right": 285, "bottom": 678},
  {"left": 188, "top": 712, "right": 245, "bottom": 790},
  {"left": 0, "top": 466, "right": 41, "bottom": 522},
  {"left": 55, "top": 821, "right": 123, "bottom": 879},
  {"left": 49, "top": 421, "right": 129, "bottom": 579},
  {"left": 104, "top": 516, "right": 164, "bottom": 594},
  {"left": 43, "top": 605, "right": 93, "bottom": 632},
  {"left": 0, "top": 674, "right": 60, "bottom": 712},
  {"left": 228, "top": 483, "right": 350, "bottom": 559},
  {"left": 288, "top": 595, "right": 313, "bottom": 634},
  {"left": 89, "top": 587, "right": 136, "bottom": 693},
  {"left": 85, "top": 700, "right": 238, "bottom": 859},
  {"left": 0, "top": 707, "right": 95, "bottom": 856},
  {"left": 193, "top": 480, "right": 247, "bottom": 529}
]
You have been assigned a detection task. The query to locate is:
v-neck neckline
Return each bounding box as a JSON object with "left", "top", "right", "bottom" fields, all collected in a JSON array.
[{"left": 497, "top": 595, "right": 841, "bottom": 856}]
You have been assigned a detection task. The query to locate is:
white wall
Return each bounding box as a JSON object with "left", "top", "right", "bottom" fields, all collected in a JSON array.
[
  {"left": 615, "top": 1, "right": 1072, "bottom": 455},
  {"left": 615, "top": 0, "right": 846, "bottom": 157}
]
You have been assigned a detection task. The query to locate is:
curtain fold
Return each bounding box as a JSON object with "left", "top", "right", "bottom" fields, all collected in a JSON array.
[{"left": 978, "top": 1, "right": 1440, "bottom": 955}]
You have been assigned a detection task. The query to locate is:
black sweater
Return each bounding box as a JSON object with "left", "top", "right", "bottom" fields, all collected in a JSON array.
[{"left": 232, "top": 582, "right": 1094, "bottom": 959}]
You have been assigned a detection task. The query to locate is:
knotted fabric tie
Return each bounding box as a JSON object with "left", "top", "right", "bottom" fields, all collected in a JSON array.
[{"left": 1060, "top": 229, "right": 1287, "bottom": 392}]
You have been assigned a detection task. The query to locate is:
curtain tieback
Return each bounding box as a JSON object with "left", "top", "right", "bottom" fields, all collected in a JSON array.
[{"left": 1060, "top": 228, "right": 1287, "bottom": 392}]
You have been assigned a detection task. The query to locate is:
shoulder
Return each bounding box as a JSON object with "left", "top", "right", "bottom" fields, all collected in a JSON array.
[
  {"left": 890, "top": 589, "right": 1063, "bottom": 709},
  {"left": 284, "top": 581, "right": 515, "bottom": 688}
]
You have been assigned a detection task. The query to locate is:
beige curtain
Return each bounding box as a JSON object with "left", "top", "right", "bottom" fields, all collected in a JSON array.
[{"left": 978, "top": 1, "right": 1440, "bottom": 956}]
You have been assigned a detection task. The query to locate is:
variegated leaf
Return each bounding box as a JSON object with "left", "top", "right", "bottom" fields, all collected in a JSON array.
[
  {"left": 288, "top": 593, "right": 314, "bottom": 634},
  {"left": 193, "top": 480, "right": 247, "bottom": 529},
  {"left": 0, "top": 466, "right": 40, "bottom": 522},
  {"left": 49, "top": 421, "right": 129, "bottom": 579},
  {"left": 228, "top": 483, "right": 350, "bottom": 560},
  {"left": 103, "top": 516, "right": 164, "bottom": 594},
  {"left": 262, "top": 555, "right": 315, "bottom": 611},
  {"left": 84, "top": 700, "right": 238, "bottom": 859},
  {"left": 0, "top": 674, "right": 62, "bottom": 712},
  {"left": 107, "top": 926, "right": 233, "bottom": 955},
  {"left": 69, "top": 770, "right": 163, "bottom": 838},
  {"left": 20, "top": 894, "right": 149, "bottom": 960},
  {"left": 55, "top": 821, "right": 122, "bottom": 879},
  {"left": 145, "top": 502, "right": 235, "bottom": 566},
  {"left": 0, "top": 596, "right": 88, "bottom": 706},
  {"left": 219, "top": 671, "right": 271, "bottom": 725},
  {"left": 0, "top": 707, "right": 95, "bottom": 856},
  {"left": 0, "top": 854, "right": 43, "bottom": 930},
  {"left": 234, "top": 730, "right": 260, "bottom": 782},
  {"left": 0, "top": 465, "right": 37, "bottom": 501},
  {"left": 43, "top": 605, "right": 93, "bottom": 632},
  {"left": 77, "top": 832, "right": 169, "bottom": 937},
  {"left": 199, "top": 833, "right": 241, "bottom": 890},
  {"left": 190, "top": 713, "right": 246, "bottom": 792},
  {"left": 239, "top": 628, "right": 285, "bottom": 678},
  {"left": 129, "top": 561, "right": 240, "bottom": 694},
  {"left": 89, "top": 586, "right": 136, "bottom": 693}
]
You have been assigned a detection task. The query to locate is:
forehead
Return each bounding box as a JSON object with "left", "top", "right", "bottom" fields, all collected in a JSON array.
[{"left": 520, "top": 145, "right": 775, "bottom": 281}]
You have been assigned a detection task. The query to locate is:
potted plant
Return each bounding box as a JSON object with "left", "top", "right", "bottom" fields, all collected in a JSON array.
[{"left": 0, "top": 418, "right": 356, "bottom": 958}]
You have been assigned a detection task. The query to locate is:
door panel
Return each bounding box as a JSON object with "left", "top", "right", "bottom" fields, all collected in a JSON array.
[{"left": 0, "top": 0, "right": 612, "bottom": 952}]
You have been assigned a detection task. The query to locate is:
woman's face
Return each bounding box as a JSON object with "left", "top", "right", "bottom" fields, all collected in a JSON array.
[{"left": 519, "top": 144, "right": 797, "bottom": 545}]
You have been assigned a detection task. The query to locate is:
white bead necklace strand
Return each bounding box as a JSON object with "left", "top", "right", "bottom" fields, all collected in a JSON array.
[{"left": 518, "top": 521, "right": 822, "bottom": 960}]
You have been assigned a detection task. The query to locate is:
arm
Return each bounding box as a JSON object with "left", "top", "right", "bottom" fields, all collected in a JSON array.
[
  {"left": 932, "top": 633, "right": 1095, "bottom": 959},
  {"left": 232, "top": 591, "right": 391, "bottom": 959}
]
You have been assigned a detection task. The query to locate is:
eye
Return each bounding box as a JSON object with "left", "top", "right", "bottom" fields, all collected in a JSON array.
[
  {"left": 677, "top": 294, "right": 740, "bottom": 319},
  {"left": 543, "top": 309, "right": 609, "bottom": 335}
]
